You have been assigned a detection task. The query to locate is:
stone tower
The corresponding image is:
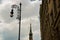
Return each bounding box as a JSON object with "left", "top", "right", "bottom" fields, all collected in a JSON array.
[{"left": 29, "top": 23, "right": 33, "bottom": 40}]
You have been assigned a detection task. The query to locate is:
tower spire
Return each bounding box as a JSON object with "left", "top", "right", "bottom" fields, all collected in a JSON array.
[
  {"left": 30, "top": 23, "right": 32, "bottom": 33},
  {"left": 29, "top": 23, "right": 33, "bottom": 40}
]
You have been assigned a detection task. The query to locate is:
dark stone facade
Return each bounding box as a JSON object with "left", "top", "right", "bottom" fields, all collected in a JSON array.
[{"left": 40, "top": 0, "right": 60, "bottom": 40}]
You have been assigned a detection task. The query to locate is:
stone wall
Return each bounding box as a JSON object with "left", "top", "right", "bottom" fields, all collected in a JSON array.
[{"left": 40, "top": 0, "right": 60, "bottom": 40}]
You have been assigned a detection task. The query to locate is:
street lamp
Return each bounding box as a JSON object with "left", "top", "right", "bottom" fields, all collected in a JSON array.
[{"left": 10, "top": 3, "right": 22, "bottom": 40}]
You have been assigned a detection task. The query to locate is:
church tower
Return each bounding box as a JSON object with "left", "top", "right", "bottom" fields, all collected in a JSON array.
[{"left": 29, "top": 23, "right": 33, "bottom": 40}]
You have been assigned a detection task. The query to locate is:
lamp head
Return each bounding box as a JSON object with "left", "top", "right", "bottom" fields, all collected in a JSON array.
[{"left": 10, "top": 8, "right": 14, "bottom": 17}]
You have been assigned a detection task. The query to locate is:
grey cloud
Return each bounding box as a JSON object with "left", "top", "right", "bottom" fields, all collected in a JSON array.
[
  {"left": 0, "top": 0, "right": 2, "bottom": 4},
  {"left": 0, "top": 0, "right": 41, "bottom": 23},
  {"left": 31, "top": 0, "right": 36, "bottom": 1},
  {"left": 0, "top": 0, "right": 41, "bottom": 40},
  {"left": 21, "top": 1, "right": 40, "bottom": 19},
  {"left": 0, "top": 16, "right": 40, "bottom": 40},
  {"left": 0, "top": 3, "right": 17, "bottom": 23},
  {"left": 3, "top": 31, "right": 18, "bottom": 40},
  {"left": 2, "top": 25, "right": 18, "bottom": 40}
]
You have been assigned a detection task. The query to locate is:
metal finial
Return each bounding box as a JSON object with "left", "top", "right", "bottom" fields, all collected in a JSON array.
[{"left": 20, "top": 3, "right": 22, "bottom": 5}]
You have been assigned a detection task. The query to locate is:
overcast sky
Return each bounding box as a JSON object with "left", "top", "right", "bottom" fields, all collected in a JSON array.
[{"left": 0, "top": 0, "right": 42, "bottom": 40}]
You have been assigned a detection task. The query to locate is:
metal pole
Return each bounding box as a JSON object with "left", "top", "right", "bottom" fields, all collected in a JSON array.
[
  {"left": 18, "top": 19, "right": 20, "bottom": 40},
  {"left": 10, "top": 2, "right": 22, "bottom": 40},
  {"left": 18, "top": 3, "right": 21, "bottom": 40}
]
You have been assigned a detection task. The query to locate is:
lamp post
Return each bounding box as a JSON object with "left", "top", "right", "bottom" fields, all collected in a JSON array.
[{"left": 10, "top": 3, "right": 22, "bottom": 40}]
